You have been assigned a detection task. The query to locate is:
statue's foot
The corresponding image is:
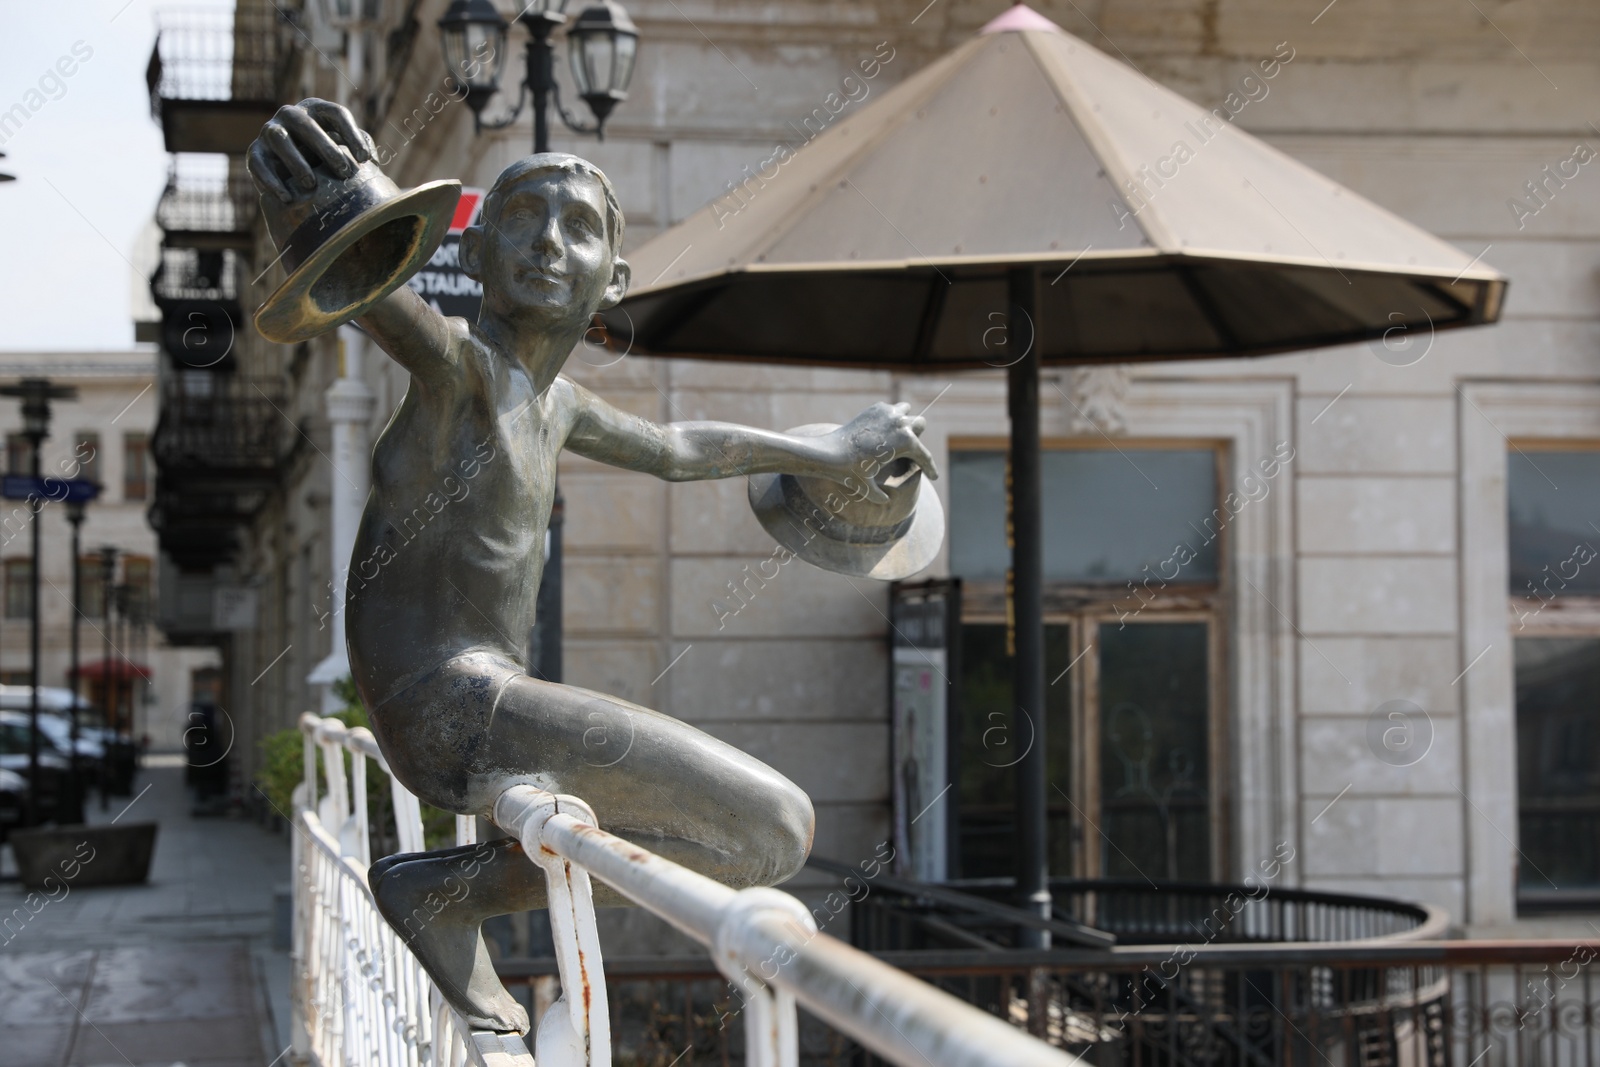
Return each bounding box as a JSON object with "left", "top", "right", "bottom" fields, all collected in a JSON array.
[
  {"left": 371, "top": 855, "right": 530, "bottom": 1034},
  {"left": 454, "top": 959, "right": 528, "bottom": 1036}
]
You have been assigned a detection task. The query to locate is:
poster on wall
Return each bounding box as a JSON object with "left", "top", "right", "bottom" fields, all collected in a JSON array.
[{"left": 890, "top": 579, "right": 960, "bottom": 882}]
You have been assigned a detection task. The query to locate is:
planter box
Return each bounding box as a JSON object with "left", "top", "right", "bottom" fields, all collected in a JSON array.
[{"left": 10, "top": 822, "right": 157, "bottom": 889}]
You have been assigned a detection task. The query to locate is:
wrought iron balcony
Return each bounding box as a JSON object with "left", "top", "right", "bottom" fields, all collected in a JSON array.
[
  {"left": 150, "top": 370, "right": 285, "bottom": 570},
  {"left": 150, "top": 248, "right": 243, "bottom": 372},
  {"left": 156, "top": 166, "right": 259, "bottom": 252},
  {"left": 151, "top": 371, "right": 284, "bottom": 487},
  {"left": 151, "top": 247, "right": 240, "bottom": 306},
  {"left": 146, "top": 6, "right": 289, "bottom": 154},
  {"left": 148, "top": 485, "right": 259, "bottom": 572}
]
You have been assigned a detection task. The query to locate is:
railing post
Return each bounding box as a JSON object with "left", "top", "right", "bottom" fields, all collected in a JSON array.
[
  {"left": 317, "top": 724, "right": 350, "bottom": 831},
  {"left": 347, "top": 731, "right": 372, "bottom": 868},
  {"left": 713, "top": 888, "right": 816, "bottom": 1067},
  {"left": 300, "top": 712, "right": 317, "bottom": 815},
  {"left": 496, "top": 789, "right": 610, "bottom": 1066}
]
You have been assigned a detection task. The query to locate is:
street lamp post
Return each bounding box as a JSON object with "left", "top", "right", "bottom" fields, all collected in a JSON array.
[
  {"left": 437, "top": 0, "right": 640, "bottom": 684},
  {"left": 98, "top": 545, "right": 117, "bottom": 809},
  {"left": 0, "top": 378, "right": 76, "bottom": 824},
  {"left": 114, "top": 584, "right": 130, "bottom": 737},
  {"left": 63, "top": 496, "right": 89, "bottom": 824}
]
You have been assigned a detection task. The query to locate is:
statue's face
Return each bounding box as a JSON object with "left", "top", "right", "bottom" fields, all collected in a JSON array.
[{"left": 475, "top": 169, "right": 624, "bottom": 329}]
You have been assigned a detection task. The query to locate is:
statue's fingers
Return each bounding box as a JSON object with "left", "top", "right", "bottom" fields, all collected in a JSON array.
[
  {"left": 246, "top": 141, "right": 294, "bottom": 203},
  {"left": 908, "top": 438, "right": 940, "bottom": 480},
  {"left": 278, "top": 104, "right": 358, "bottom": 178},
  {"left": 906, "top": 415, "right": 927, "bottom": 435},
  {"left": 304, "top": 98, "right": 371, "bottom": 163},
  {"left": 261, "top": 121, "right": 317, "bottom": 191}
]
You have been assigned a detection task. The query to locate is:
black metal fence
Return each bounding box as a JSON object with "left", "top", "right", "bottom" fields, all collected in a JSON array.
[
  {"left": 496, "top": 942, "right": 1600, "bottom": 1067},
  {"left": 827, "top": 866, "right": 1443, "bottom": 953}
]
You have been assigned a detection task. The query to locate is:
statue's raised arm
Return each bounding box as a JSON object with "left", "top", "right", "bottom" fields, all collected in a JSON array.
[{"left": 245, "top": 98, "right": 461, "bottom": 386}]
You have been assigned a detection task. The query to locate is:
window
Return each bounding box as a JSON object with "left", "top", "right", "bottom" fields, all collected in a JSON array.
[
  {"left": 949, "top": 449, "right": 1221, "bottom": 584},
  {"left": 949, "top": 444, "right": 1226, "bottom": 882},
  {"left": 1507, "top": 448, "right": 1600, "bottom": 905},
  {"left": 122, "top": 555, "right": 152, "bottom": 617},
  {"left": 123, "top": 432, "right": 149, "bottom": 501},
  {"left": 6, "top": 434, "right": 33, "bottom": 476},
  {"left": 4, "top": 558, "right": 31, "bottom": 619},
  {"left": 74, "top": 432, "right": 100, "bottom": 486},
  {"left": 76, "top": 556, "right": 104, "bottom": 618}
]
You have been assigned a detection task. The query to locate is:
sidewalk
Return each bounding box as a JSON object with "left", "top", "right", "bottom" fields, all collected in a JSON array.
[{"left": 0, "top": 759, "right": 293, "bottom": 1067}]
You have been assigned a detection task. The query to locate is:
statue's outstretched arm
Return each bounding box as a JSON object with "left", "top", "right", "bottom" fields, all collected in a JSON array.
[
  {"left": 562, "top": 378, "right": 936, "bottom": 504},
  {"left": 246, "top": 98, "right": 459, "bottom": 386}
]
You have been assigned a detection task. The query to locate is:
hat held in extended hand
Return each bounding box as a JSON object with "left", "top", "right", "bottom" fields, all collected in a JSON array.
[
  {"left": 254, "top": 160, "right": 460, "bottom": 344},
  {"left": 747, "top": 423, "right": 944, "bottom": 581}
]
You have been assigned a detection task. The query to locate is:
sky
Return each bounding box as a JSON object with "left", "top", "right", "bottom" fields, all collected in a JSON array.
[{"left": 0, "top": 0, "right": 232, "bottom": 352}]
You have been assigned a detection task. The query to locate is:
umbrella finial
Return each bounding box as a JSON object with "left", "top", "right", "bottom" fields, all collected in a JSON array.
[{"left": 979, "top": 3, "right": 1065, "bottom": 34}]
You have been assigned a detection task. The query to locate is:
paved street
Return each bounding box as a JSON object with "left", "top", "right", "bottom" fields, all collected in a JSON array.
[{"left": 0, "top": 760, "right": 292, "bottom": 1067}]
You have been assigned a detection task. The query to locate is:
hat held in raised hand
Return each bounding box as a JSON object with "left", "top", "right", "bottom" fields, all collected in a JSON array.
[
  {"left": 254, "top": 160, "right": 460, "bottom": 344},
  {"left": 747, "top": 423, "right": 944, "bottom": 581}
]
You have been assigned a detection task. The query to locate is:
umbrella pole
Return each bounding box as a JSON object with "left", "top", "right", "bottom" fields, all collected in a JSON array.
[{"left": 1007, "top": 266, "right": 1051, "bottom": 946}]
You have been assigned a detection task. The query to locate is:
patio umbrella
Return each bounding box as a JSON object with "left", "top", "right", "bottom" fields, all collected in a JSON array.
[{"left": 605, "top": 2, "right": 1506, "bottom": 934}]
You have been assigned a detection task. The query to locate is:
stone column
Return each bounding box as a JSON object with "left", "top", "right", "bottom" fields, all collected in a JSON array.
[{"left": 307, "top": 326, "right": 374, "bottom": 712}]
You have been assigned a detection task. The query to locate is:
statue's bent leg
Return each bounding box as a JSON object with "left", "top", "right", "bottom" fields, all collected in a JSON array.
[
  {"left": 471, "top": 669, "right": 816, "bottom": 888},
  {"left": 365, "top": 652, "right": 816, "bottom": 1032}
]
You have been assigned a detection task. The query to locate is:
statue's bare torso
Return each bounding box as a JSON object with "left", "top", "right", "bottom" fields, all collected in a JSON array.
[{"left": 348, "top": 324, "right": 568, "bottom": 706}]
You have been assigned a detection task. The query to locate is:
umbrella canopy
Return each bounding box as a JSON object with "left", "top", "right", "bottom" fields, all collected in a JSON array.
[{"left": 607, "top": 4, "right": 1505, "bottom": 368}]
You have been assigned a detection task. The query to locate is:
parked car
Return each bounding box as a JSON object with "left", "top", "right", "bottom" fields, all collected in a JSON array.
[
  {"left": 0, "top": 711, "right": 73, "bottom": 823},
  {"left": 35, "top": 712, "right": 107, "bottom": 783},
  {"left": 0, "top": 767, "right": 24, "bottom": 839},
  {"left": 0, "top": 686, "right": 110, "bottom": 787}
]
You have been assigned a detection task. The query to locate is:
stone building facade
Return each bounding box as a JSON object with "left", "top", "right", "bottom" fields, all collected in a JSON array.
[
  {"left": 0, "top": 350, "right": 220, "bottom": 749},
  {"left": 156, "top": 0, "right": 1600, "bottom": 933}
]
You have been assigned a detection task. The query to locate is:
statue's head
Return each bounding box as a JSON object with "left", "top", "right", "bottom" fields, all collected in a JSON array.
[{"left": 460, "top": 153, "right": 629, "bottom": 334}]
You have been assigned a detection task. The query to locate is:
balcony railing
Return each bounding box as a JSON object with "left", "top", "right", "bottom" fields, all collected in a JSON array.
[
  {"left": 151, "top": 247, "right": 240, "bottom": 306},
  {"left": 147, "top": 6, "right": 289, "bottom": 154},
  {"left": 492, "top": 938, "right": 1600, "bottom": 1067},
  {"left": 156, "top": 167, "right": 259, "bottom": 251},
  {"left": 827, "top": 863, "right": 1444, "bottom": 952},
  {"left": 151, "top": 373, "right": 283, "bottom": 484},
  {"left": 294, "top": 712, "right": 1082, "bottom": 1067}
]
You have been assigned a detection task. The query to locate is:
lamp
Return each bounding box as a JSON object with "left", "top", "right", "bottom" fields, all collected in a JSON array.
[
  {"left": 439, "top": 0, "right": 511, "bottom": 119},
  {"left": 440, "top": 0, "right": 637, "bottom": 149},
  {"left": 567, "top": 2, "right": 638, "bottom": 131}
]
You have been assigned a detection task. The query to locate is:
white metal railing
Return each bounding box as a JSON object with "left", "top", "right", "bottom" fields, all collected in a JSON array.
[
  {"left": 294, "top": 711, "right": 1085, "bottom": 1067},
  {"left": 293, "top": 713, "right": 489, "bottom": 1067}
]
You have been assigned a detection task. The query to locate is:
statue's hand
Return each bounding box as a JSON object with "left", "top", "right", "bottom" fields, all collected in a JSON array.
[
  {"left": 825, "top": 402, "right": 939, "bottom": 505},
  {"left": 245, "top": 98, "right": 376, "bottom": 204}
]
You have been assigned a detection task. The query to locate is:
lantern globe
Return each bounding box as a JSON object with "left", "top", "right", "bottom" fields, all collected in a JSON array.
[
  {"left": 439, "top": 0, "right": 510, "bottom": 108},
  {"left": 567, "top": 1, "right": 639, "bottom": 128}
]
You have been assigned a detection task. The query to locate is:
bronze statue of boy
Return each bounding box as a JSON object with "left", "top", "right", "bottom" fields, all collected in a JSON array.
[{"left": 247, "top": 100, "right": 937, "bottom": 1032}]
